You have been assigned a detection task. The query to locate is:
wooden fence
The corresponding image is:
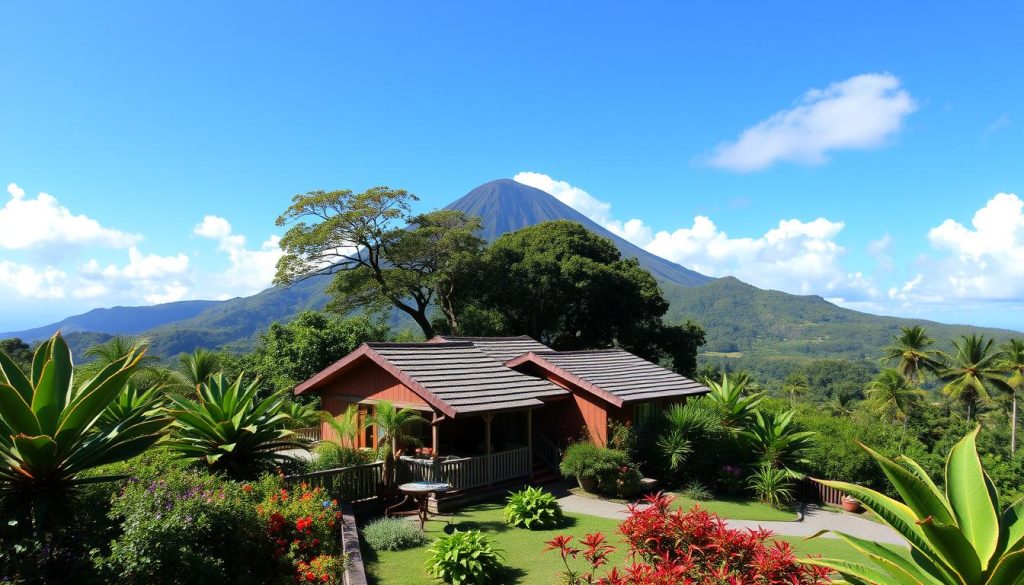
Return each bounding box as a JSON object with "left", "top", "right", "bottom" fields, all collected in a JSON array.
[
  {"left": 398, "top": 447, "right": 531, "bottom": 492},
  {"left": 293, "top": 426, "right": 322, "bottom": 444},
  {"left": 798, "top": 477, "right": 848, "bottom": 505},
  {"left": 286, "top": 461, "right": 383, "bottom": 502}
]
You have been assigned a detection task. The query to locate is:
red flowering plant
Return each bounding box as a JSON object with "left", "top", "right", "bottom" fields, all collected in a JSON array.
[
  {"left": 544, "top": 492, "right": 831, "bottom": 585},
  {"left": 254, "top": 481, "right": 345, "bottom": 584}
]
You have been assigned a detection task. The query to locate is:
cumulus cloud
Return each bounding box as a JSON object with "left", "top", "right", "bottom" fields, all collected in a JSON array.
[
  {"left": 514, "top": 172, "right": 875, "bottom": 301},
  {"left": 889, "top": 193, "right": 1024, "bottom": 303},
  {"left": 0, "top": 261, "right": 67, "bottom": 299},
  {"left": 705, "top": 73, "right": 916, "bottom": 172},
  {"left": 194, "top": 215, "right": 282, "bottom": 298},
  {"left": 80, "top": 247, "right": 192, "bottom": 304},
  {"left": 1, "top": 183, "right": 140, "bottom": 256}
]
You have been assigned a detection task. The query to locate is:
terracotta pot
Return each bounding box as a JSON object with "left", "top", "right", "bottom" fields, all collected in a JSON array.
[
  {"left": 841, "top": 496, "right": 864, "bottom": 513},
  {"left": 577, "top": 475, "right": 598, "bottom": 492}
]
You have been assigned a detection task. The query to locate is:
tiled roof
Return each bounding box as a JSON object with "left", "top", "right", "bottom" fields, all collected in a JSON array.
[
  {"left": 431, "top": 335, "right": 553, "bottom": 362},
  {"left": 508, "top": 349, "right": 709, "bottom": 405},
  {"left": 295, "top": 341, "right": 567, "bottom": 416}
]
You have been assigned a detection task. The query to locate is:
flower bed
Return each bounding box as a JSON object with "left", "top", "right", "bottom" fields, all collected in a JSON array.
[{"left": 256, "top": 481, "right": 346, "bottom": 584}]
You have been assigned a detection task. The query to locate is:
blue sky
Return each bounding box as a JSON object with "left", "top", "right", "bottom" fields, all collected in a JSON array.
[{"left": 2, "top": 1, "right": 1024, "bottom": 331}]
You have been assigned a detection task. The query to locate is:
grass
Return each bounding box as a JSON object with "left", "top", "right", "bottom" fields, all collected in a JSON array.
[{"left": 362, "top": 502, "right": 905, "bottom": 585}]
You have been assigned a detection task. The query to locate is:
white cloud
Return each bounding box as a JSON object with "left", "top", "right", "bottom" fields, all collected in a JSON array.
[
  {"left": 80, "top": 247, "right": 191, "bottom": 304},
  {"left": 705, "top": 73, "right": 916, "bottom": 172},
  {"left": 889, "top": 193, "right": 1024, "bottom": 303},
  {"left": 0, "top": 261, "right": 66, "bottom": 299},
  {"left": 193, "top": 215, "right": 282, "bottom": 298},
  {"left": 1, "top": 183, "right": 141, "bottom": 255},
  {"left": 514, "top": 171, "right": 876, "bottom": 301}
]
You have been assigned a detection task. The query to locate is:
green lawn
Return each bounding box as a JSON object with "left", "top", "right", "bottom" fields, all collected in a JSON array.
[
  {"left": 362, "top": 503, "right": 904, "bottom": 585},
  {"left": 668, "top": 494, "right": 798, "bottom": 521}
]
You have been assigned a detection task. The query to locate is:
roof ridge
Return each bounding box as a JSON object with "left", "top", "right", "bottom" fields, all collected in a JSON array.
[
  {"left": 367, "top": 341, "right": 474, "bottom": 348},
  {"left": 534, "top": 348, "right": 625, "bottom": 355}
]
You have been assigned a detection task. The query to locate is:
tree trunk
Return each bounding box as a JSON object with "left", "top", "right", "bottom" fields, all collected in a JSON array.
[
  {"left": 967, "top": 403, "right": 973, "bottom": 423},
  {"left": 411, "top": 311, "right": 435, "bottom": 339},
  {"left": 900, "top": 417, "right": 908, "bottom": 454}
]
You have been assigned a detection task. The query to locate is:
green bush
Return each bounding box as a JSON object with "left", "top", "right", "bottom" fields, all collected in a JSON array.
[
  {"left": 559, "top": 442, "right": 634, "bottom": 494},
  {"left": 503, "top": 486, "right": 564, "bottom": 529},
  {"left": 746, "top": 464, "right": 793, "bottom": 509},
  {"left": 680, "top": 480, "right": 713, "bottom": 501},
  {"left": 361, "top": 517, "right": 427, "bottom": 551},
  {"left": 93, "top": 452, "right": 273, "bottom": 585},
  {"left": 309, "top": 442, "right": 376, "bottom": 471},
  {"left": 425, "top": 529, "right": 504, "bottom": 585}
]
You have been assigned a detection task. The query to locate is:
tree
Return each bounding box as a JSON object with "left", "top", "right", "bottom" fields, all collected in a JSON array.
[
  {"left": 241, "top": 311, "right": 390, "bottom": 394},
  {"left": 940, "top": 334, "right": 1010, "bottom": 423},
  {"left": 865, "top": 368, "right": 927, "bottom": 452},
  {"left": 177, "top": 347, "right": 223, "bottom": 391},
  {"left": 882, "top": 325, "right": 942, "bottom": 385},
  {"left": 0, "top": 338, "right": 32, "bottom": 373},
  {"left": 77, "top": 335, "right": 164, "bottom": 384},
  {"left": 366, "top": 400, "right": 427, "bottom": 486},
  {"left": 0, "top": 333, "right": 171, "bottom": 529},
  {"left": 322, "top": 404, "right": 362, "bottom": 448},
  {"left": 739, "top": 410, "right": 816, "bottom": 473},
  {"left": 782, "top": 372, "right": 809, "bottom": 407},
  {"left": 454, "top": 221, "right": 706, "bottom": 375},
  {"left": 274, "top": 187, "right": 484, "bottom": 338},
  {"left": 997, "top": 339, "right": 1024, "bottom": 455}
]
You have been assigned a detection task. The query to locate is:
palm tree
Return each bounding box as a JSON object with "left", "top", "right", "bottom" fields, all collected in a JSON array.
[
  {"left": 826, "top": 387, "right": 858, "bottom": 417},
  {"left": 367, "top": 400, "right": 427, "bottom": 486},
  {"left": 177, "top": 347, "right": 223, "bottom": 390},
  {"left": 782, "top": 372, "right": 809, "bottom": 407},
  {"left": 77, "top": 335, "right": 164, "bottom": 385},
  {"left": 998, "top": 339, "right": 1024, "bottom": 455},
  {"left": 323, "top": 404, "right": 363, "bottom": 448},
  {"left": 882, "top": 325, "right": 942, "bottom": 384},
  {"left": 940, "top": 334, "right": 1010, "bottom": 423},
  {"left": 703, "top": 373, "right": 763, "bottom": 428},
  {"left": 739, "top": 410, "right": 816, "bottom": 473},
  {"left": 865, "top": 368, "right": 926, "bottom": 451}
]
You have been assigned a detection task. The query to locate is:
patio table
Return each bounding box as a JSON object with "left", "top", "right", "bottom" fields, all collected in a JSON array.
[{"left": 386, "top": 481, "right": 451, "bottom": 530}]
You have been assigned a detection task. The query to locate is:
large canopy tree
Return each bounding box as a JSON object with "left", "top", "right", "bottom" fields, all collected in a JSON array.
[
  {"left": 451, "top": 221, "right": 706, "bottom": 375},
  {"left": 274, "top": 187, "right": 484, "bottom": 338}
]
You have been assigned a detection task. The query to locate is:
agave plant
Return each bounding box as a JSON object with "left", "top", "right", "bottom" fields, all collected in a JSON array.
[
  {"left": 99, "top": 382, "right": 167, "bottom": 428},
  {"left": 165, "top": 373, "right": 302, "bottom": 478},
  {"left": 803, "top": 427, "right": 1024, "bottom": 585},
  {"left": 739, "top": 410, "right": 815, "bottom": 473},
  {"left": 747, "top": 464, "right": 793, "bottom": 509},
  {"left": 0, "top": 333, "right": 172, "bottom": 525},
  {"left": 704, "top": 373, "right": 764, "bottom": 428}
]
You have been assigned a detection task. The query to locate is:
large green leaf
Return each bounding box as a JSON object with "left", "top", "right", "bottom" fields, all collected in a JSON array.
[
  {"left": 55, "top": 353, "right": 141, "bottom": 442},
  {"left": 0, "top": 383, "right": 41, "bottom": 435},
  {"left": 862, "top": 443, "right": 956, "bottom": 525},
  {"left": 900, "top": 455, "right": 955, "bottom": 521},
  {"left": 824, "top": 530, "right": 947, "bottom": 585},
  {"left": 984, "top": 550, "right": 1024, "bottom": 585},
  {"left": 12, "top": 434, "right": 59, "bottom": 477},
  {"left": 802, "top": 557, "right": 904, "bottom": 585},
  {"left": 30, "top": 337, "right": 52, "bottom": 387},
  {"left": 47, "top": 334, "right": 73, "bottom": 413},
  {"left": 917, "top": 516, "right": 982, "bottom": 585},
  {"left": 30, "top": 359, "right": 60, "bottom": 435},
  {"left": 0, "top": 351, "right": 33, "bottom": 403},
  {"left": 1003, "top": 497, "right": 1024, "bottom": 553},
  {"left": 946, "top": 427, "right": 1000, "bottom": 569}
]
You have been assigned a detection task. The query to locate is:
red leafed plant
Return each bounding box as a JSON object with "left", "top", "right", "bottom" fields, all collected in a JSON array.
[
  {"left": 545, "top": 492, "right": 830, "bottom": 585},
  {"left": 255, "top": 482, "right": 345, "bottom": 584}
]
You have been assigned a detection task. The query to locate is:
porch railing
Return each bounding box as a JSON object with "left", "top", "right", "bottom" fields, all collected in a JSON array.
[
  {"left": 532, "top": 430, "right": 562, "bottom": 472},
  {"left": 285, "top": 461, "right": 383, "bottom": 502},
  {"left": 292, "top": 426, "right": 322, "bottom": 444},
  {"left": 398, "top": 447, "right": 531, "bottom": 492}
]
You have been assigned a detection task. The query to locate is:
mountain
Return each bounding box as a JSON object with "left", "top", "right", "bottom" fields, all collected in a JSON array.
[
  {"left": 445, "top": 179, "right": 712, "bottom": 286},
  {"left": 3, "top": 178, "right": 1021, "bottom": 373},
  {"left": 1, "top": 300, "right": 218, "bottom": 342}
]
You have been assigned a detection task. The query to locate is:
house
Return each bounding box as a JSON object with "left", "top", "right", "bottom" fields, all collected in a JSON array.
[{"left": 294, "top": 336, "right": 709, "bottom": 490}]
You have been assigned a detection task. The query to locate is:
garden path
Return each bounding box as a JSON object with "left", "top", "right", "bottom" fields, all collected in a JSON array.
[{"left": 556, "top": 495, "right": 907, "bottom": 546}]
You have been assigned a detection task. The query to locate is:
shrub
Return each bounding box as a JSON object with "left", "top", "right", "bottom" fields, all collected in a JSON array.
[
  {"left": 425, "top": 529, "right": 504, "bottom": 585},
  {"left": 679, "top": 481, "right": 712, "bottom": 501},
  {"left": 309, "top": 442, "right": 376, "bottom": 470},
  {"left": 545, "top": 493, "right": 828, "bottom": 585},
  {"left": 559, "top": 443, "right": 635, "bottom": 495},
  {"left": 95, "top": 456, "right": 273, "bottom": 585},
  {"left": 503, "top": 486, "right": 564, "bottom": 529},
  {"left": 256, "top": 480, "right": 344, "bottom": 583},
  {"left": 361, "top": 517, "right": 427, "bottom": 551},
  {"left": 746, "top": 465, "right": 793, "bottom": 508}
]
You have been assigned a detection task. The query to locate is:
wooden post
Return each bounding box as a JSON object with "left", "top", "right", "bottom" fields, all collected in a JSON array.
[
  {"left": 526, "top": 409, "right": 533, "bottom": 472},
  {"left": 483, "top": 413, "right": 494, "bottom": 485}
]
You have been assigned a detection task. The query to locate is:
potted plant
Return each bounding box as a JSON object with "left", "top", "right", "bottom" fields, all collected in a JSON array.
[
  {"left": 559, "top": 443, "right": 602, "bottom": 492},
  {"left": 841, "top": 495, "right": 863, "bottom": 513}
]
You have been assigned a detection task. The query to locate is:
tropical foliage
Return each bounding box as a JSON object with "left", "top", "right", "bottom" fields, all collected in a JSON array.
[
  {"left": 0, "top": 333, "right": 172, "bottom": 526},
  {"left": 367, "top": 400, "right": 427, "bottom": 486},
  {"left": 804, "top": 427, "right": 1024, "bottom": 585},
  {"left": 362, "top": 517, "right": 427, "bottom": 552},
  {"left": 425, "top": 529, "right": 505, "bottom": 585},
  {"left": 739, "top": 410, "right": 816, "bottom": 473},
  {"left": 503, "top": 486, "right": 564, "bottom": 530},
  {"left": 165, "top": 373, "right": 301, "bottom": 478}
]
